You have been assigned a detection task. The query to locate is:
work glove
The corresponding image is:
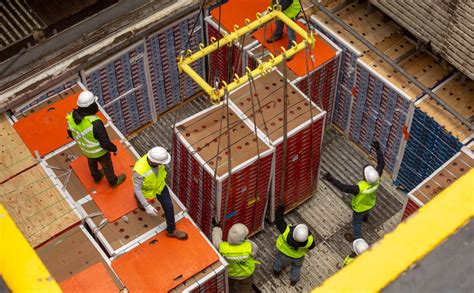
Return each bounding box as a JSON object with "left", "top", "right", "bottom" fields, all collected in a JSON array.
[
  {"left": 211, "top": 218, "right": 220, "bottom": 228},
  {"left": 322, "top": 172, "right": 333, "bottom": 182},
  {"left": 145, "top": 205, "right": 158, "bottom": 216},
  {"left": 113, "top": 148, "right": 118, "bottom": 156},
  {"left": 372, "top": 141, "right": 380, "bottom": 151}
]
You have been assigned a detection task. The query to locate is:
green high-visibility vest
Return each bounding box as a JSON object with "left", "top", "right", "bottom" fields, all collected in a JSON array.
[
  {"left": 219, "top": 241, "right": 256, "bottom": 278},
  {"left": 272, "top": 0, "right": 301, "bottom": 19},
  {"left": 66, "top": 114, "right": 108, "bottom": 159},
  {"left": 352, "top": 180, "right": 380, "bottom": 212},
  {"left": 343, "top": 255, "right": 354, "bottom": 266},
  {"left": 133, "top": 154, "right": 167, "bottom": 200},
  {"left": 276, "top": 225, "right": 314, "bottom": 259}
]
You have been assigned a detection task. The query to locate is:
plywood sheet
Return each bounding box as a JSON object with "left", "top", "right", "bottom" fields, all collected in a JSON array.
[
  {"left": 60, "top": 262, "right": 118, "bottom": 293},
  {"left": 0, "top": 165, "right": 79, "bottom": 247},
  {"left": 14, "top": 93, "right": 105, "bottom": 157},
  {"left": 360, "top": 33, "right": 414, "bottom": 65},
  {"left": 0, "top": 115, "right": 37, "bottom": 183},
  {"left": 209, "top": 0, "right": 267, "bottom": 32},
  {"left": 177, "top": 104, "right": 270, "bottom": 177},
  {"left": 112, "top": 218, "right": 219, "bottom": 292},
  {"left": 71, "top": 141, "right": 136, "bottom": 222},
  {"left": 252, "top": 21, "right": 336, "bottom": 77}
]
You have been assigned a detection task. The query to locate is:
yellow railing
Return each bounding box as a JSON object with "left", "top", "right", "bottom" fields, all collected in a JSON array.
[{"left": 178, "top": 6, "right": 314, "bottom": 104}]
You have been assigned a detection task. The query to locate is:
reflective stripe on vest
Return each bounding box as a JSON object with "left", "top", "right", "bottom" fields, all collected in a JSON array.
[
  {"left": 66, "top": 114, "right": 108, "bottom": 159},
  {"left": 343, "top": 255, "right": 354, "bottom": 266},
  {"left": 219, "top": 241, "right": 255, "bottom": 278},
  {"left": 352, "top": 180, "right": 380, "bottom": 212},
  {"left": 276, "top": 225, "right": 314, "bottom": 259},
  {"left": 133, "top": 154, "right": 167, "bottom": 200}
]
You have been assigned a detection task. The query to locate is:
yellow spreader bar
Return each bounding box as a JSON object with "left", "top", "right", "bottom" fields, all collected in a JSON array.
[
  {"left": 178, "top": 6, "right": 314, "bottom": 104},
  {"left": 314, "top": 169, "right": 474, "bottom": 292},
  {"left": 0, "top": 204, "right": 61, "bottom": 292}
]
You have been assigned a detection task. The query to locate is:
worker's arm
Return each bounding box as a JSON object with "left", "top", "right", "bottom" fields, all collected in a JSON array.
[
  {"left": 67, "top": 129, "right": 73, "bottom": 139},
  {"left": 323, "top": 173, "right": 359, "bottom": 195},
  {"left": 133, "top": 172, "right": 150, "bottom": 208},
  {"left": 271, "top": 0, "right": 292, "bottom": 10},
  {"left": 92, "top": 120, "right": 118, "bottom": 153},
  {"left": 308, "top": 234, "right": 316, "bottom": 250},
  {"left": 248, "top": 240, "right": 259, "bottom": 257},
  {"left": 274, "top": 205, "right": 287, "bottom": 234},
  {"left": 211, "top": 226, "right": 223, "bottom": 249},
  {"left": 373, "top": 141, "right": 385, "bottom": 177}
]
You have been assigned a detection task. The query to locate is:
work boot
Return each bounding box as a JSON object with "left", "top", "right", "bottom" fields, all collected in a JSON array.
[
  {"left": 167, "top": 229, "right": 188, "bottom": 240},
  {"left": 273, "top": 269, "right": 282, "bottom": 278},
  {"left": 290, "top": 280, "right": 298, "bottom": 286},
  {"left": 111, "top": 174, "right": 126, "bottom": 188},
  {"left": 266, "top": 35, "right": 282, "bottom": 43},
  {"left": 94, "top": 169, "right": 105, "bottom": 183},
  {"left": 344, "top": 233, "right": 354, "bottom": 242}
]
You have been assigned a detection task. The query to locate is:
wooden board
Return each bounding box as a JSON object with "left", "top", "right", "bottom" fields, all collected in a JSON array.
[
  {"left": 36, "top": 225, "right": 122, "bottom": 288},
  {"left": 0, "top": 165, "right": 80, "bottom": 247},
  {"left": 0, "top": 115, "right": 37, "bottom": 183},
  {"left": 60, "top": 262, "right": 118, "bottom": 293},
  {"left": 230, "top": 70, "right": 321, "bottom": 142},
  {"left": 418, "top": 73, "right": 474, "bottom": 141},
  {"left": 177, "top": 104, "right": 270, "bottom": 177},
  {"left": 360, "top": 33, "right": 415, "bottom": 65},
  {"left": 112, "top": 218, "right": 219, "bottom": 292}
]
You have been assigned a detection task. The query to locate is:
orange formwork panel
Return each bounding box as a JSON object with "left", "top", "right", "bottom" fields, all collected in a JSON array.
[
  {"left": 210, "top": 0, "right": 267, "bottom": 31},
  {"left": 71, "top": 141, "right": 137, "bottom": 222},
  {"left": 13, "top": 93, "right": 105, "bottom": 157},
  {"left": 112, "top": 218, "right": 220, "bottom": 292},
  {"left": 60, "top": 262, "right": 118, "bottom": 293},
  {"left": 252, "top": 22, "right": 336, "bottom": 77}
]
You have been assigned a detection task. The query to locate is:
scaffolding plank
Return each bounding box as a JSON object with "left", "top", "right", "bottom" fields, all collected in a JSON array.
[{"left": 60, "top": 262, "right": 118, "bottom": 293}]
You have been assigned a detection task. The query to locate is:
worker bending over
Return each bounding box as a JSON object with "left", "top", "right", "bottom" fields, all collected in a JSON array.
[
  {"left": 342, "top": 238, "right": 369, "bottom": 266},
  {"left": 323, "top": 141, "right": 385, "bottom": 242},
  {"left": 266, "top": 0, "right": 301, "bottom": 52},
  {"left": 66, "top": 91, "right": 126, "bottom": 187},
  {"left": 212, "top": 223, "right": 258, "bottom": 293},
  {"left": 133, "top": 147, "right": 187, "bottom": 240},
  {"left": 273, "top": 205, "right": 315, "bottom": 286}
]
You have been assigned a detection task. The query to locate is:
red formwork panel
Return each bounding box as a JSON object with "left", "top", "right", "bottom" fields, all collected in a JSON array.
[
  {"left": 192, "top": 266, "right": 226, "bottom": 293},
  {"left": 229, "top": 70, "right": 326, "bottom": 219},
  {"left": 173, "top": 104, "right": 273, "bottom": 238},
  {"left": 401, "top": 198, "right": 420, "bottom": 221}
]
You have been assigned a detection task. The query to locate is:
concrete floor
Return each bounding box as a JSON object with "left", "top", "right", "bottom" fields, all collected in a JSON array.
[{"left": 130, "top": 95, "right": 406, "bottom": 292}]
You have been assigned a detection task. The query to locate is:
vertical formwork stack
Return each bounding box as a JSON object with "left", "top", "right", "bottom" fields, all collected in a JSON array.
[{"left": 173, "top": 103, "right": 274, "bottom": 237}]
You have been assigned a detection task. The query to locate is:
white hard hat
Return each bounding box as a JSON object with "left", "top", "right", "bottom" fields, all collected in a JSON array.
[
  {"left": 353, "top": 238, "right": 369, "bottom": 255},
  {"left": 293, "top": 224, "right": 309, "bottom": 242},
  {"left": 77, "top": 91, "right": 98, "bottom": 107},
  {"left": 147, "top": 147, "right": 171, "bottom": 164},
  {"left": 363, "top": 165, "right": 379, "bottom": 184},
  {"left": 228, "top": 223, "right": 249, "bottom": 245}
]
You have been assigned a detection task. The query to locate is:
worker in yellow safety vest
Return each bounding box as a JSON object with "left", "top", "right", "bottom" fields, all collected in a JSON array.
[
  {"left": 66, "top": 91, "right": 126, "bottom": 187},
  {"left": 212, "top": 222, "right": 259, "bottom": 293},
  {"left": 266, "top": 0, "right": 301, "bottom": 52},
  {"left": 133, "top": 147, "right": 187, "bottom": 240},
  {"left": 273, "top": 205, "right": 315, "bottom": 286},
  {"left": 342, "top": 238, "right": 369, "bottom": 267},
  {"left": 323, "top": 140, "right": 385, "bottom": 242}
]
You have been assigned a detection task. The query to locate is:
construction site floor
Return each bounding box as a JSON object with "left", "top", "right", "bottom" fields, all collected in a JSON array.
[{"left": 130, "top": 95, "right": 406, "bottom": 292}]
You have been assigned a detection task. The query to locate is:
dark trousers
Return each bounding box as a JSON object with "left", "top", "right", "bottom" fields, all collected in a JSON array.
[
  {"left": 229, "top": 275, "right": 254, "bottom": 293},
  {"left": 352, "top": 210, "right": 370, "bottom": 239},
  {"left": 135, "top": 186, "right": 176, "bottom": 233},
  {"left": 87, "top": 152, "right": 117, "bottom": 185}
]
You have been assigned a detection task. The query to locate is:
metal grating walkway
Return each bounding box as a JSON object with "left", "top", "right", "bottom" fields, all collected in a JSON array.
[{"left": 129, "top": 96, "right": 406, "bottom": 292}]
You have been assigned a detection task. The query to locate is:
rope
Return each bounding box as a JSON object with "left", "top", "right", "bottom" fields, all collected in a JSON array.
[
  {"left": 220, "top": 90, "right": 233, "bottom": 232},
  {"left": 278, "top": 56, "right": 289, "bottom": 205},
  {"left": 304, "top": 43, "right": 316, "bottom": 192}
]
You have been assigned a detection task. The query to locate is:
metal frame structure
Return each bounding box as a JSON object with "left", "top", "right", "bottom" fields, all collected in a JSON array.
[{"left": 178, "top": 6, "right": 315, "bottom": 103}]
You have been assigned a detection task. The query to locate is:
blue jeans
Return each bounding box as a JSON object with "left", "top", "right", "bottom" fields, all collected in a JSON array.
[
  {"left": 273, "top": 20, "right": 296, "bottom": 49},
  {"left": 135, "top": 186, "right": 176, "bottom": 233},
  {"left": 273, "top": 250, "right": 305, "bottom": 282},
  {"left": 352, "top": 210, "right": 370, "bottom": 239}
]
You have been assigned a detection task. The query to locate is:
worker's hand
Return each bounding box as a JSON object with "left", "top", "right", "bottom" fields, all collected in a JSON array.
[
  {"left": 113, "top": 148, "right": 118, "bottom": 156},
  {"left": 322, "top": 172, "right": 333, "bottom": 182},
  {"left": 145, "top": 205, "right": 158, "bottom": 216},
  {"left": 211, "top": 218, "right": 220, "bottom": 228},
  {"left": 372, "top": 141, "right": 380, "bottom": 151}
]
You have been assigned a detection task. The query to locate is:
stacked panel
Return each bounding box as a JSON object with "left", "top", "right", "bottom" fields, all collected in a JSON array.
[
  {"left": 395, "top": 73, "right": 473, "bottom": 190},
  {"left": 85, "top": 43, "right": 152, "bottom": 135},
  {"left": 173, "top": 103, "right": 274, "bottom": 237},
  {"left": 229, "top": 70, "right": 326, "bottom": 220}
]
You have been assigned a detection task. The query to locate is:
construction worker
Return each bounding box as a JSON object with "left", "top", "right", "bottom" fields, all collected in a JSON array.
[
  {"left": 273, "top": 205, "right": 315, "bottom": 286},
  {"left": 266, "top": 0, "right": 301, "bottom": 51},
  {"left": 212, "top": 222, "right": 258, "bottom": 293},
  {"left": 66, "top": 91, "right": 126, "bottom": 187},
  {"left": 133, "top": 147, "right": 188, "bottom": 240},
  {"left": 342, "top": 238, "right": 369, "bottom": 267},
  {"left": 323, "top": 141, "right": 385, "bottom": 242}
]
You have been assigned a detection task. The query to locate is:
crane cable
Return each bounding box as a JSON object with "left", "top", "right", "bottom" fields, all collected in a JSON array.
[
  {"left": 278, "top": 54, "right": 289, "bottom": 206},
  {"left": 220, "top": 89, "right": 233, "bottom": 233}
]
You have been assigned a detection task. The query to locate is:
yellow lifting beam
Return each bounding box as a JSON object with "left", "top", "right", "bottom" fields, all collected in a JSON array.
[
  {"left": 178, "top": 6, "right": 315, "bottom": 104},
  {"left": 0, "top": 204, "right": 61, "bottom": 292}
]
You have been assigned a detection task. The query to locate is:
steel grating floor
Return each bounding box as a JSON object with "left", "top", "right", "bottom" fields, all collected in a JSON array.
[{"left": 130, "top": 95, "right": 406, "bottom": 292}]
